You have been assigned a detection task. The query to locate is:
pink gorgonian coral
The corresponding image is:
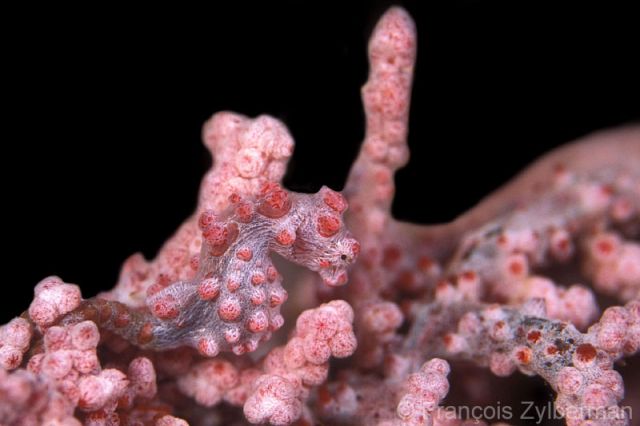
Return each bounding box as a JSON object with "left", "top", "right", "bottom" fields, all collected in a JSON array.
[{"left": 2, "top": 5, "right": 639, "bottom": 426}]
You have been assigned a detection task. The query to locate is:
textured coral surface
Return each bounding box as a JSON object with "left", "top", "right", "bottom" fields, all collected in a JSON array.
[{"left": 2, "top": 6, "right": 639, "bottom": 426}]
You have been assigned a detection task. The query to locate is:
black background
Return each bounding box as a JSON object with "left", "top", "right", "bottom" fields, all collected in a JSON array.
[{"left": 3, "top": 1, "right": 639, "bottom": 322}]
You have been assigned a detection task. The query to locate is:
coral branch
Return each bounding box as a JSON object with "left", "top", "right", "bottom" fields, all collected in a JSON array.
[
  {"left": 175, "top": 300, "right": 357, "bottom": 425},
  {"left": 405, "top": 300, "right": 639, "bottom": 425},
  {"left": 339, "top": 6, "right": 420, "bottom": 370},
  {"left": 345, "top": 6, "right": 415, "bottom": 236}
]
